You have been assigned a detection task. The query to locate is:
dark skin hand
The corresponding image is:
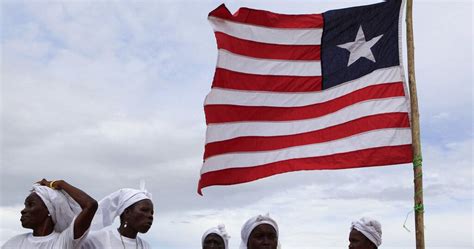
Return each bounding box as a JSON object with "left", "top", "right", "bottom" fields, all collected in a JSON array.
[
  {"left": 348, "top": 229, "right": 377, "bottom": 249},
  {"left": 247, "top": 224, "right": 278, "bottom": 249},
  {"left": 203, "top": 233, "right": 225, "bottom": 249},
  {"left": 37, "top": 179, "right": 98, "bottom": 239},
  {"left": 118, "top": 199, "right": 154, "bottom": 239},
  {"left": 20, "top": 192, "right": 54, "bottom": 236}
]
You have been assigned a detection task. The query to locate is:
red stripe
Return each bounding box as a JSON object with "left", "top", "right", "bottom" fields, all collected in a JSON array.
[
  {"left": 209, "top": 4, "right": 324, "bottom": 29},
  {"left": 215, "top": 32, "right": 321, "bottom": 60},
  {"left": 212, "top": 68, "right": 322, "bottom": 92},
  {"left": 204, "top": 113, "right": 410, "bottom": 159},
  {"left": 198, "top": 145, "right": 412, "bottom": 194},
  {"left": 205, "top": 82, "right": 405, "bottom": 124}
]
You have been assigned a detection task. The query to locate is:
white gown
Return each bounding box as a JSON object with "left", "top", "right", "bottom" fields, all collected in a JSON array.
[
  {"left": 1, "top": 221, "right": 86, "bottom": 249},
  {"left": 80, "top": 227, "right": 151, "bottom": 249}
]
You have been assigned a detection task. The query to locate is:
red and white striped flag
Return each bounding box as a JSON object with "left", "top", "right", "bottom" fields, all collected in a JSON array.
[{"left": 198, "top": 0, "right": 412, "bottom": 194}]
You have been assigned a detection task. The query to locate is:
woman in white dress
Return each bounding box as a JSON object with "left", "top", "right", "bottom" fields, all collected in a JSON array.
[
  {"left": 202, "top": 224, "right": 230, "bottom": 249},
  {"left": 1, "top": 179, "right": 98, "bottom": 249},
  {"left": 81, "top": 187, "right": 154, "bottom": 249},
  {"left": 240, "top": 214, "right": 281, "bottom": 249}
]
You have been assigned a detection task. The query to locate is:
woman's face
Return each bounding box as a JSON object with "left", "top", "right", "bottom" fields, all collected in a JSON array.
[
  {"left": 123, "top": 199, "right": 154, "bottom": 233},
  {"left": 348, "top": 229, "right": 376, "bottom": 249},
  {"left": 247, "top": 224, "right": 278, "bottom": 249},
  {"left": 203, "top": 233, "right": 225, "bottom": 249},
  {"left": 20, "top": 193, "right": 50, "bottom": 229}
]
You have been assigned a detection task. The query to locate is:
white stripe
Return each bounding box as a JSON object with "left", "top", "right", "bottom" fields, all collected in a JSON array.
[
  {"left": 206, "top": 97, "right": 409, "bottom": 143},
  {"left": 209, "top": 16, "right": 322, "bottom": 45},
  {"left": 202, "top": 128, "right": 412, "bottom": 174},
  {"left": 217, "top": 49, "right": 321, "bottom": 76},
  {"left": 205, "top": 66, "right": 402, "bottom": 106}
]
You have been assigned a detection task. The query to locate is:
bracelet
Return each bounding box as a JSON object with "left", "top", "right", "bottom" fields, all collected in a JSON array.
[{"left": 49, "top": 180, "right": 57, "bottom": 189}]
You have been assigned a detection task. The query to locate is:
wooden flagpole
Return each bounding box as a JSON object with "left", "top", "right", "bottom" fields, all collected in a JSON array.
[{"left": 406, "top": 1, "right": 425, "bottom": 249}]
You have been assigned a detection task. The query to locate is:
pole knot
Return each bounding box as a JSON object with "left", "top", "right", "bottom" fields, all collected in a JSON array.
[
  {"left": 414, "top": 203, "right": 424, "bottom": 213},
  {"left": 413, "top": 155, "right": 423, "bottom": 168}
]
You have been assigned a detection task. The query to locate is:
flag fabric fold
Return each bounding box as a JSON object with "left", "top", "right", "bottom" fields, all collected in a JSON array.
[{"left": 199, "top": 0, "right": 412, "bottom": 194}]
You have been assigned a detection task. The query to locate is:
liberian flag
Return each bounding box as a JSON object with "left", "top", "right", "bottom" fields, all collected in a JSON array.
[{"left": 198, "top": 0, "right": 412, "bottom": 194}]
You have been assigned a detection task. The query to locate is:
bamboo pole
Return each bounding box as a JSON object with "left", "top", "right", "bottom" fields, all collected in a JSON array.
[{"left": 406, "top": 1, "right": 425, "bottom": 249}]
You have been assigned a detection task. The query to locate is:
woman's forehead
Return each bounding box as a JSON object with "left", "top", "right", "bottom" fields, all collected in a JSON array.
[
  {"left": 24, "top": 192, "right": 47, "bottom": 208},
  {"left": 349, "top": 229, "right": 366, "bottom": 238},
  {"left": 135, "top": 199, "right": 153, "bottom": 208},
  {"left": 205, "top": 233, "right": 224, "bottom": 242},
  {"left": 252, "top": 223, "right": 277, "bottom": 233},
  {"left": 25, "top": 192, "right": 41, "bottom": 201}
]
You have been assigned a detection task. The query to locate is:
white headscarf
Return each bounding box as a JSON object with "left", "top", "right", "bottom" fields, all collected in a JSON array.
[
  {"left": 240, "top": 214, "right": 281, "bottom": 249},
  {"left": 32, "top": 184, "right": 81, "bottom": 233},
  {"left": 350, "top": 217, "right": 382, "bottom": 247},
  {"left": 202, "top": 224, "right": 230, "bottom": 249},
  {"left": 90, "top": 186, "right": 152, "bottom": 230}
]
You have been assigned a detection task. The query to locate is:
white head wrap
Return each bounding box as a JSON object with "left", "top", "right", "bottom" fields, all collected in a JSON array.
[
  {"left": 90, "top": 186, "right": 152, "bottom": 230},
  {"left": 350, "top": 217, "right": 382, "bottom": 247},
  {"left": 202, "top": 224, "right": 230, "bottom": 249},
  {"left": 240, "top": 214, "right": 281, "bottom": 249},
  {"left": 31, "top": 184, "right": 81, "bottom": 233}
]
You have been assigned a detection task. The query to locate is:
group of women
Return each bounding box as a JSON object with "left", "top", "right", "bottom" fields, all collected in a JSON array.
[
  {"left": 2, "top": 179, "right": 382, "bottom": 249},
  {"left": 2, "top": 179, "right": 152, "bottom": 249},
  {"left": 201, "top": 215, "right": 382, "bottom": 249}
]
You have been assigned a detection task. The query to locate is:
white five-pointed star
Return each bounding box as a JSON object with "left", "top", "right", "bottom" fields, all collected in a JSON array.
[{"left": 337, "top": 25, "right": 383, "bottom": 67}]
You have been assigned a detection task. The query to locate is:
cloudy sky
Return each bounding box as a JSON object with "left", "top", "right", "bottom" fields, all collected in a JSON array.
[{"left": 0, "top": 0, "right": 472, "bottom": 248}]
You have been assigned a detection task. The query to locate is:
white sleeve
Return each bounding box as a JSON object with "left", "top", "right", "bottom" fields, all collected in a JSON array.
[
  {"left": 77, "top": 236, "right": 93, "bottom": 249},
  {"left": 56, "top": 222, "right": 74, "bottom": 248},
  {"left": 77, "top": 231, "right": 105, "bottom": 249},
  {"left": 57, "top": 216, "right": 90, "bottom": 249},
  {"left": 72, "top": 227, "right": 89, "bottom": 248}
]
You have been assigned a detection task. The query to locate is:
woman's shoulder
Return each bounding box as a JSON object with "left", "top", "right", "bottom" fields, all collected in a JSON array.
[
  {"left": 2, "top": 233, "right": 31, "bottom": 247},
  {"left": 87, "top": 227, "right": 115, "bottom": 238},
  {"left": 79, "top": 227, "right": 116, "bottom": 248},
  {"left": 137, "top": 236, "right": 151, "bottom": 249}
]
